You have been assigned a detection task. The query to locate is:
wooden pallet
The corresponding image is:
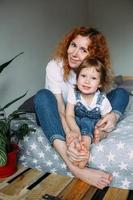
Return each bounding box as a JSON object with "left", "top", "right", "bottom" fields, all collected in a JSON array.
[{"left": 0, "top": 165, "right": 132, "bottom": 200}]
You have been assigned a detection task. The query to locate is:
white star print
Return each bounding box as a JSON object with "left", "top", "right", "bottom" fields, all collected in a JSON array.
[
  {"left": 99, "top": 163, "right": 107, "bottom": 170},
  {"left": 67, "top": 172, "right": 73, "bottom": 177},
  {"left": 33, "top": 159, "right": 38, "bottom": 163},
  {"left": 107, "top": 152, "right": 115, "bottom": 162},
  {"left": 128, "top": 150, "right": 133, "bottom": 159},
  {"left": 46, "top": 160, "right": 53, "bottom": 167},
  {"left": 38, "top": 136, "right": 43, "bottom": 142},
  {"left": 121, "top": 178, "right": 131, "bottom": 188},
  {"left": 45, "top": 144, "right": 51, "bottom": 151},
  {"left": 53, "top": 154, "right": 59, "bottom": 160},
  {"left": 50, "top": 168, "right": 57, "bottom": 173},
  {"left": 36, "top": 165, "right": 41, "bottom": 171},
  {"left": 19, "top": 155, "right": 25, "bottom": 161},
  {"left": 18, "top": 143, "right": 23, "bottom": 148},
  {"left": 89, "top": 155, "right": 95, "bottom": 162},
  {"left": 22, "top": 162, "right": 28, "bottom": 167},
  {"left": 116, "top": 141, "right": 125, "bottom": 150},
  {"left": 26, "top": 150, "right": 30, "bottom": 156},
  {"left": 119, "top": 162, "right": 128, "bottom": 170},
  {"left": 61, "top": 163, "right": 67, "bottom": 169},
  {"left": 112, "top": 171, "right": 119, "bottom": 178},
  {"left": 24, "top": 136, "right": 29, "bottom": 142},
  {"left": 30, "top": 143, "right": 37, "bottom": 150},
  {"left": 96, "top": 144, "right": 104, "bottom": 152},
  {"left": 38, "top": 151, "right": 45, "bottom": 158}
]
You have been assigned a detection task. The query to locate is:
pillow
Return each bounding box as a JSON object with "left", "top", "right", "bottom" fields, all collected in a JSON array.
[
  {"left": 114, "top": 75, "right": 133, "bottom": 95},
  {"left": 18, "top": 95, "right": 35, "bottom": 113}
]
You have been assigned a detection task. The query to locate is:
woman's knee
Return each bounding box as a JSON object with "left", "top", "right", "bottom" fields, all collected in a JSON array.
[
  {"left": 34, "top": 89, "right": 56, "bottom": 107},
  {"left": 107, "top": 88, "right": 129, "bottom": 102},
  {"left": 114, "top": 88, "right": 129, "bottom": 102}
]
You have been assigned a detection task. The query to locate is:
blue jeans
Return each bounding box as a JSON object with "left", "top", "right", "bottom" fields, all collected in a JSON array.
[{"left": 34, "top": 88, "right": 129, "bottom": 144}]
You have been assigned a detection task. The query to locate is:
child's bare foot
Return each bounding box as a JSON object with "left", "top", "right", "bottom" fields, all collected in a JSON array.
[
  {"left": 94, "top": 128, "right": 108, "bottom": 144},
  {"left": 68, "top": 138, "right": 82, "bottom": 167},
  {"left": 78, "top": 136, "right": 91, "bottom": 168}
]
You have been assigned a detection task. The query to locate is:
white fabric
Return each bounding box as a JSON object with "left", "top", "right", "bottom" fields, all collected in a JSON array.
[
  {"left": 45, "top": 59, "right": 76, "bottom": 103},
  {"left": 67, "top": 87, "right": 112, "bottom": 116}
]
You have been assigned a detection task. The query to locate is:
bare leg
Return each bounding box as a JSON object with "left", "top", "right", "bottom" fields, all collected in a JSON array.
[{"left": 53, "top": 139, "right": 112, "bottom": 189}]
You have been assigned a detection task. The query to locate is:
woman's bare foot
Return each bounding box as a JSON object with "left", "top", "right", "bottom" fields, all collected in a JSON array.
[
  {"left": 53, "top": 139, "right": 112, "bottom": 189},
  {"left": 70, "top": 165, "right": 112, "bottom": 189},
  {"left": 94, "top": 128, "right": 108, "bottom": 144}
]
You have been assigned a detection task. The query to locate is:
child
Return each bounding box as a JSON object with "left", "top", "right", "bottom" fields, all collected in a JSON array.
[{"left": 66, "top": 57, "right": 112, "bottom": 168}]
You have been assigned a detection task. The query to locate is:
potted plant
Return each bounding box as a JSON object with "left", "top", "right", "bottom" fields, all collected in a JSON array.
[{"left": 0, "top": 53, "right": 33, "bottom": 177}]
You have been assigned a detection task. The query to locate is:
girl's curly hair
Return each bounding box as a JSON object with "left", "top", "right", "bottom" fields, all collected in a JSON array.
[{"left": 53, "top": 26, "right": 113, "bottom": 81}]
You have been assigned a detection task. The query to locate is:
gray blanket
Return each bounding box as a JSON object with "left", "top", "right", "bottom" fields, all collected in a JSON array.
[{"left": 17, "top": 95, "right": 133, "bottom": 189}]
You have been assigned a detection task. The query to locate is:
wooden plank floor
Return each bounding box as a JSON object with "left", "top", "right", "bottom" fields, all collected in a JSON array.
[{"left": 0, "top": 165, "right": 132, "bottom": 200}]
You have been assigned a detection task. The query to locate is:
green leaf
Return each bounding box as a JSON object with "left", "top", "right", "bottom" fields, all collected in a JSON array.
[
  {"left": 0, "top": 52, "right": 24, "bottom": 73},
  {"left": 1, "top": 91, "right": 28, "bottom": 110}
]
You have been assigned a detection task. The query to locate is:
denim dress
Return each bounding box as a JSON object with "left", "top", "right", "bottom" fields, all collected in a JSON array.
[{"left": 74, "top": 90, "right": 105, "bottom": 142}]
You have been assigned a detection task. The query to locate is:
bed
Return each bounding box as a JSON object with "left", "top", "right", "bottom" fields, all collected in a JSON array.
[{"left": 16, "top": 76, "right": 133, "bottom": 190}]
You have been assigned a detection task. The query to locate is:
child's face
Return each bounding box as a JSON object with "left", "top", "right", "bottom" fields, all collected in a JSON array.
[{"left": 77, "top": 67, "right": 101, "bottom": 95}]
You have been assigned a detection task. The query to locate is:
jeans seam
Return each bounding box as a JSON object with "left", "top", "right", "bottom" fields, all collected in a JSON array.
[{"left": 50, "top": 134, "right": 65, "bottom": 144}]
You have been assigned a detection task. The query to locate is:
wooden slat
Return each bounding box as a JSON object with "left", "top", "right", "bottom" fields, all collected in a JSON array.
[
  {"left": 0, "top": 165, "right": 26, "bottom": 184},
  {"left": 123, "top": 76, "right": 133, "bottom": 80},
  {"left": 103, "top": 187, "right": 129, "bottom": 200},
  {"left": 58, "top": 178, "right": 90, "bottom": 200},
  {"left": 81, "top": 186, "right": 97, "bottom": 200},
  {"left": 22, "top": 173, "right": 73, "bottom": 200},
  {"left": 0, "top": 165, "right": 130, "bottom": 200},
  {"left": 0, "top": 168, "right": 44, "bottom": 196}
]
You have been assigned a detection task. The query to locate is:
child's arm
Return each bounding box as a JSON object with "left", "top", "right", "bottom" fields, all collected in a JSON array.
[{"left": 66, "top": 102, "right": 81, "bottom": 144}]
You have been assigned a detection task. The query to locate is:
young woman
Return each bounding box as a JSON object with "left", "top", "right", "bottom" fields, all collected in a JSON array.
[
  {"left": 66, "top": 57, "right": 112, "bottom": 168},
  {"left": 34, "top": 26, "right": 129, "bottom": 189}
]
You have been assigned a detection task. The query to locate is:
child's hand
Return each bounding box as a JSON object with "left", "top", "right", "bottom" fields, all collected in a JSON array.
[{"left": 66, "top": 131, "right": 81, "bottom": 145}]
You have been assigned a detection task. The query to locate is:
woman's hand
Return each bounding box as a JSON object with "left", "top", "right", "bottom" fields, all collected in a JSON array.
[
  {"left": 66, "top": 138, "right": 89, "bottom": 163},
  {"left": 96, "top": 112, "right": 120, "bottom": 132},
  {"left": 66, "top": 130, "right": 81, "bottom": 145}
]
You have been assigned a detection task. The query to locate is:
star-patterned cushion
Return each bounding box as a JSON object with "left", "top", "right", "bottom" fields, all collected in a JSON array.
[{"left": 17, "top": 95, "right": 133, "bottom": 190}]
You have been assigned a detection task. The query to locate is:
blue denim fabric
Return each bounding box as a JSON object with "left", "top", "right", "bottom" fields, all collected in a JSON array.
[
  {"left": 107, "top": 88, "right": 129, "bottom": 117},
  {"left": 75, "top": 103, "right": 100, "bottom": 140},
  {"left": 34, "top": 88, "right": 129, "bottom": 144},
  {"left": 74, "top": 90, "right": 103, "bottom": 141},
  {"left": 34, "top": 89, "right": 66, "bottom": 144}
]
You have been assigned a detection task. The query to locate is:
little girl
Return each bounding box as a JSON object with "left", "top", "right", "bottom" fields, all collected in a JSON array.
[{"left": 66, "top": 57, "right": 112, "bottom": 168}]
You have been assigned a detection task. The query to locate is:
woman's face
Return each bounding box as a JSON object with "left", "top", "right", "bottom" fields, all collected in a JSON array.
[{"left": 67, "top": 35, "right": 90, "bottom": 70}]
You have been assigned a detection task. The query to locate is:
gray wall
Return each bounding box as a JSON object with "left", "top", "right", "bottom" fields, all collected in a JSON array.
[
  {"left": 87, "top": 0, "right": 133, "bottom": 75},
  {"left": 0, "top": 0, "right": 88, "bottom": 114},
  {"left": 0, "top": 0, "right": 133, "bottom": 114}
]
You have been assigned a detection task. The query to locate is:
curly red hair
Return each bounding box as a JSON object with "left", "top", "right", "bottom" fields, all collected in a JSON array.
[{"left": 53, "top": 26, "right": 113, "bottom": 80}]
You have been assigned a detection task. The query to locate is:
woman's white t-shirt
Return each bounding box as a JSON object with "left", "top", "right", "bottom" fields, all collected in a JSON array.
[{"left": 45, "top": 59, "right": 76, "bottom": 103}]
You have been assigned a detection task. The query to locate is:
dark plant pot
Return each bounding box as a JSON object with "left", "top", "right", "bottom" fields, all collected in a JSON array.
[{"left": 0, "top": 144, "right": 19, "bottom": 178}]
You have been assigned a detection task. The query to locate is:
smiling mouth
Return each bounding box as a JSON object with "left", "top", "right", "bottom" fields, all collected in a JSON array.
[
  {"left": 82, "top": 86, "right": 91, "bottom": 90},
  {"left": 70, "top": 57, "right": 79, "bottom": 63}
]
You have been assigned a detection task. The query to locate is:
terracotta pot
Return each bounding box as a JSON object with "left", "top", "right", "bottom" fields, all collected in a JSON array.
[{"left": 0, "top": 144, "right": 19, "bottom": 178}]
